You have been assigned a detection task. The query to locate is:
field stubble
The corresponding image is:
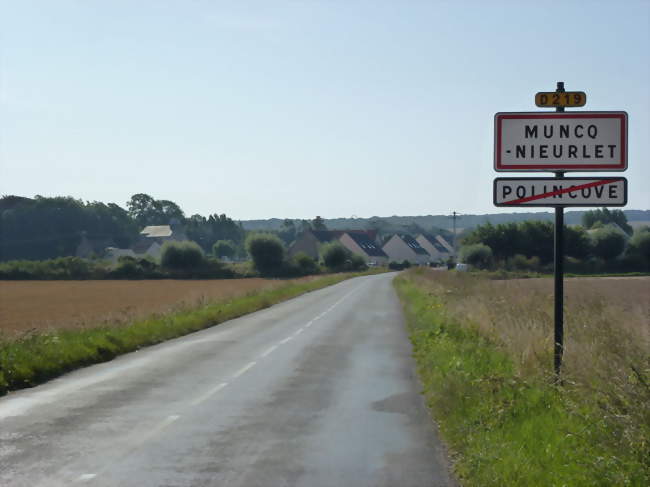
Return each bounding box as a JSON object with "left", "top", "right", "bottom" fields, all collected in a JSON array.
[{"left": 0, "top": 278, "right": 319, "bottom": 336}]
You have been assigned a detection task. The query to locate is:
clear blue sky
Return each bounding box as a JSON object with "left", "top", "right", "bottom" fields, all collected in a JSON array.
[{"left": 2, "top": 0, "right": 648, "bottom": 219}]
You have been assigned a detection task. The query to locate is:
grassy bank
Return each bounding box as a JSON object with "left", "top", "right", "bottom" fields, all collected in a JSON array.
[
  {"left": 394, "top": 269, "right": 649, "bottom": 486},
  {"left": 0, "top": 271, "right": 379, "bottom": 396}
]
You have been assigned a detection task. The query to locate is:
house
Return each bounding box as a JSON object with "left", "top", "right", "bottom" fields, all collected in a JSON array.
[
  {"left": 416, "top": 234, "right": 451, "bottom": 263},
  {"left": 139, "top": 219, "right": 187, "bottom": 242},
  {"left": 382, "top": 234, "right": 430, "bottom": 265},
  {"left": 131, "top": 219, "right": 187, "bottom": 260},
  {"left": 288, "top": 230, "right": 339, "bottom": 259},
  {"left": 288, "top": 229, "right": 379, "bottom": 260},
  {"left": 75, "top": 232, "right": 115, "bottom": 259},
  {"left": 339, "top": 232, "right": 388, "bottom": 265},
  {"left": 435, "top": 235, "right": 455, "bottom": 255},
  {"left": 132, "top": 240, "right": 163, "bottom": 260}
]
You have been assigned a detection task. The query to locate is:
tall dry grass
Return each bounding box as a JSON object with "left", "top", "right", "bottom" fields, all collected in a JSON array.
[{"left": 409, "top": 270, "right": 650, "bottom": 467}]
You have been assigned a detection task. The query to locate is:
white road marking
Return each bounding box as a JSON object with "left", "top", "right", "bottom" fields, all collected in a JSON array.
[
  {"left": 280, "top": 336, "right": 293, "bottom": 344},
  {"left": 260, "top": 345, "right": 278, "bottom": 358},
  {"left": 190, "top": 382, "right": 228, "bottom": 406},
  {"left": 232, "top": 361, "right": 256, "bottom": 378},
  {"left": 127, "top": 414, "right": 180, "bottom": 450},
  {"left": 77, "top": 473, "right": 96, "bottom": 482},
  {"left": 294, "top": 328, "right": 304, "bottom": 336}
]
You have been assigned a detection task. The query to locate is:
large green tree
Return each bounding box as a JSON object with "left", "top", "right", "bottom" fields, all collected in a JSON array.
[
  {"left": 590, "top": 226, "right": 626, "bottom": 260},
  {"left": 245, "top": 233, "right": 285, "bottom": 276},
  {"left": 185, "top": 213, "right": 245, "bottom": 254},
  {"left": 126, "top": 193, "right": 184, "bottom": 227},
  {"left": 582, "top": 208, "right": 633, "bottom": 235},
  {"left": 462, "top": 220, "right": 591, "bottom": 265}
]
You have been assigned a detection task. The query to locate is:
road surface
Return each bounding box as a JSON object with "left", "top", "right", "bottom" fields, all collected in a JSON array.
[{"left": 0, "top": 273, "right": 454, "bottom": 487}]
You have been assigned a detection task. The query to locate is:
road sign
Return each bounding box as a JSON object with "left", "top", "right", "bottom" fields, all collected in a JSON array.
[
  {"left": 494, "top": 111, "right": 628, "bottom": 172},
  {"left": 493, "top": 177, "right": 627, "bottom": 207},
  {"left": 535, "top": 91, "right": 586, "bottom": 108}
]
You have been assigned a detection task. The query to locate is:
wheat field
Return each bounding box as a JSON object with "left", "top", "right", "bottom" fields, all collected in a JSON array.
[{"left": 0, "top": 278, "right": 316, "bottom": 336}]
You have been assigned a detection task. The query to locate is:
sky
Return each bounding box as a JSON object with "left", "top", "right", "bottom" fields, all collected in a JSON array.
[{"left": 1, "top": 0, "right": 649, "bottom": 220}]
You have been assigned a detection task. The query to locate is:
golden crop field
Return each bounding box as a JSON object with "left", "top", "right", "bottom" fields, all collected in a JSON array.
[{"left": 0, "top": 278, "right": 315, "bottom": 336}]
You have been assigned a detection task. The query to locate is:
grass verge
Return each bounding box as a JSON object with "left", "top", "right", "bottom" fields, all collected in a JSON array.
[
  {"left": 0, "top": 271, "right": 380, "bottom": 396},
  {"left": 394, "top": 269, "right": 649, "bottom": 486}
]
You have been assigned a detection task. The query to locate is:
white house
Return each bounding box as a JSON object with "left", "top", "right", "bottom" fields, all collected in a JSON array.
[
  {"left": 382, "top": 234, "right": 430, "bottom": 265},
  {"left": 416, "top": 234, "right": 451, "bottom": 263},
  {"left": 435, "top": 235, "right": 455, "bottom": 255},
  {"left": 339, "top": 232, "right": 388, "bottom": 266}
]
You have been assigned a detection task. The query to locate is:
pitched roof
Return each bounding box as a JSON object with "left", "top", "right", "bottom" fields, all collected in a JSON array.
[
  {"left": 311, "top": 230, "right": 339, "bottom": 243},
  {"left": 310, "top": 229, "right": 378, "bottom": 243},
  {"left": 141, "top": 225, "right": 173, "bottom": 238},
  {"left": 418, "top": 234, "right": 449, "bottom": 253},
  {"left": 400, "top": 234, "right": 429, "bottom": 255},
  {"left": 435, "top": 235, "right": 454, "bottom": 253},
  {"left": 132, "top": 239, "right": 160, "bottom": 254},
  {"left": 345, "top": 232, "right": 387, "bottom": 257}
]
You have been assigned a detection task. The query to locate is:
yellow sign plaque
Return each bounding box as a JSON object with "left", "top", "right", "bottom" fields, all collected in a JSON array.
[{"left": 535, "top": 91, "right": 586, "bottom": 107}]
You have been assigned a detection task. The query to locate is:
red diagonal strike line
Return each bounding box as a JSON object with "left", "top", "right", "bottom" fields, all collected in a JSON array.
[{"left": 504, "top": 179, "right": 623, "bottom": 205}]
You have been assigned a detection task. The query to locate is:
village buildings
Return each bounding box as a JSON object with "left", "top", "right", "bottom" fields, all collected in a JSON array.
[
  {"left": 416, "top": 234, "right": 452, "bottom": 262},
  {"left": 288, "top": 229, "right": 388, "bottom": 265},
  {"left": 288, "top": 229, "right": 453, "bottom": 266},
  {"left": 382, "top": 234, "right": 430, "bottom": 265}
]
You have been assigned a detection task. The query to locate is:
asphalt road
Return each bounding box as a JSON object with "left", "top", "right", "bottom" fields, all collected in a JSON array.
[{"left": 0, "top": 273, "right": 454, "bottom": 487}]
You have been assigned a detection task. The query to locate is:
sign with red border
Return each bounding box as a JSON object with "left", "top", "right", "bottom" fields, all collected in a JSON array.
[
  {"left": 493, "top": 177, "right": 627, "bottom": 207},
  {"left": 494, "top": 112, "right": 627, "bottom": 172}
]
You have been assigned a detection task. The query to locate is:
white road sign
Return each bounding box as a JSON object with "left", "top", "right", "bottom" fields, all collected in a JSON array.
[
  {"left": 494, "top": 112, "right": 627, "bottom": 172},
  {"left": 493, "top": 177, "right": 627, "bottom": 207}
]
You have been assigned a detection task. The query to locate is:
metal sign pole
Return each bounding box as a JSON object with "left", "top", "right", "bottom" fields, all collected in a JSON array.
[
  {"left": 554, "top": 82, "right": 565, "bottom": 378},
  {"left": 494, "top": 83, "right": 628, "bottom": 378}
]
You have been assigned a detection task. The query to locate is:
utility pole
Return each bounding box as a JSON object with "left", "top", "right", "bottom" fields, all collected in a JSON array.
[{"left": 449, "top": 211, "right": 461, "bottom": 257}]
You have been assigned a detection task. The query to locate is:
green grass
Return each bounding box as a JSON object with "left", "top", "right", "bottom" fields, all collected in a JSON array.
[
  {"left": 394, "top": 272, "right": 649, "bottom": 486},
  {"left": 0, "top": 271, "right": 381, "bottom": 396}
]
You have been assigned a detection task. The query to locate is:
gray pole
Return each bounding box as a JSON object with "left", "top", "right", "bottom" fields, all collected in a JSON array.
[{"left": 554, "top": 82, "right": 565, "bottom": 378}]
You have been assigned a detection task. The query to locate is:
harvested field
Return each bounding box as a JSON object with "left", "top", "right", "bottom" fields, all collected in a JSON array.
[{"left": 0, "top": 278, "right": 315, "bottom": 336}]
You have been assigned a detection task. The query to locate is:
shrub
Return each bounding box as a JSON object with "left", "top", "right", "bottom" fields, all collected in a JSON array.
[
  {"left": 110, "top": 256, "right": 164, "bottom": 279},
  {"left": 349, "top": 254, "right": 368, "bottom": 271},
  {"left": 389, "top": 260, "right": 411, "bottom": 271},
  {"left": 292, "top": 252, "right": 320, "bottom": 276},
  {"left": 245, "top": 233, "right": 285, "bottom": 276},
  {"left": 160, "top": 241, "right": 205, "bottom": 270},
  {"left": 212, "top": 240, "right": 236, "bottom": 259},
  {"left": 321, "top": 242, "right": 350, "bottom": 271},
  {"left": 0, "top": 256, "right": 106, "bottom": 280},
  {"left": 590, "top": 226, "right": 626, "bottom": 261},
  {"left": 627, "top": 229, "right": 650, "bottom": 261},
  {"left": 509, "top": 254, "right": 541, "bottom": 272},
  {"left": 459, "top": 244, "right": 493, "bottom": 270}
]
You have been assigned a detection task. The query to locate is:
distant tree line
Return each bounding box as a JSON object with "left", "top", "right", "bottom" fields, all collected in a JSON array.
[
  {"left": 0, "top": 193, "right": 246, "bottom": 262},
  {"left": 459, "top": 209, "right": 649, "bottom": 273},
  {"left": 0, "top": 196, "right": 139, "bottom": 261}
]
